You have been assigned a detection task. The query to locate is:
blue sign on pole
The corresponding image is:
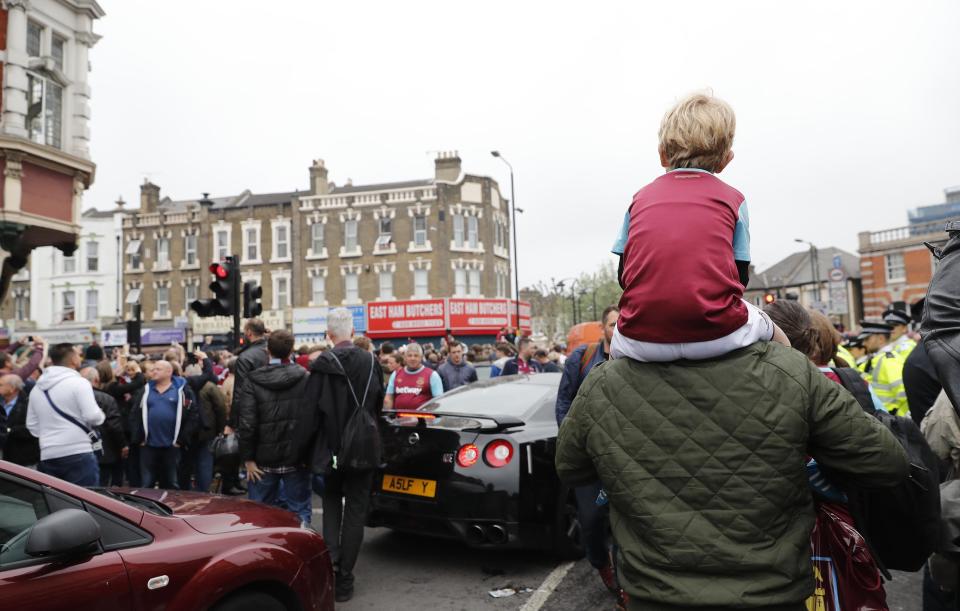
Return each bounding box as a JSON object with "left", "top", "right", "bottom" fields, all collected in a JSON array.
[
  {"left": 347, "top": 305, "right": 367, "bottom": 333},
  {"left": 832, "top": 254, "right": 842, "bottom": 270}
]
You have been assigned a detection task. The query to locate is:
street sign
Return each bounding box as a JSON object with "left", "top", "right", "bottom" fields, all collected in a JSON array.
[
  {"left": 828, "top": 268, "right": 844, "bottom": 283},
  {"left": 827, "top": 269, "right": 848, "bottom": 315},
  {"left": 832, "top": 254, "right": 842, "bottom": 270}
]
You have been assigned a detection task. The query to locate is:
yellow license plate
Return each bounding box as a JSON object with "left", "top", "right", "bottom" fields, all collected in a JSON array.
[{"left": 382, "top": 474, "right": 437, "bottom": 498}]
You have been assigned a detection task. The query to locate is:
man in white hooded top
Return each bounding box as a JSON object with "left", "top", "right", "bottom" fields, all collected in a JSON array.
[{"left": 26, "top": 343, "right": 105, "bottom": 486}]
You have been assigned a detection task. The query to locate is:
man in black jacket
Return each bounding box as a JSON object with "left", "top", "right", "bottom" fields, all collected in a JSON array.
[
  {"left": 80, "top": 368, "right": 127, "bottom": 486},
  {"left": 0, "top": 374, "right": 39, "bottom": 467},
  {"left": 236, "top": 330, "right": 312, "bottom": 525},
  {"left": 223, "top": 319, "right": 269, "bottom": 494},
  {"left": 304, "top": 308, "right": 384, "bottom": 603}
]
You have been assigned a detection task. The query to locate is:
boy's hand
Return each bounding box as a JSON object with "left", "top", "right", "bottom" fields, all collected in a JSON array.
[{"left": 245, "top": 461, "right": 264, "bottom": 483}]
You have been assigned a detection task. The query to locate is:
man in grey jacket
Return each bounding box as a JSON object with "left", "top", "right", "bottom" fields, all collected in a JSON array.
[
  {"left": 27, "top": 343, "right": 105, "bottom": 486},
  {"left": 437, "top": 342, "right": 478, "bottom": 392}
]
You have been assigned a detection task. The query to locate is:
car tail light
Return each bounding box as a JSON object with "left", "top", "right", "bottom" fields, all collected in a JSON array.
[
  {"left": 484, "top": 440, "right": 514, "bottom": 468},
  {"left": 457, "top": 444, "right": 479, "bottom": 467}
]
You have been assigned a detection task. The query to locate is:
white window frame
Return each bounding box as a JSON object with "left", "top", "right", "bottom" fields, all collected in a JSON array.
[
  {"left": 213, "top": 224, "right": 231, "bottom": 262},
  {"left": 86, "top": 241, "right": 98, "bottom": 272},
  {"left": 453, "top": 214, "right": 465, "bottom": 248},
  {"left": 885, "top": 252, "right": 906, "bottom": 283},
  {"left": 307, "top": 220, "right": 328, "bottom": 259},
  {"left": 271, "top": 270, "right": 292, "bottom": 310},
  {"left": 184, "top": 281, "right": 198, "bottom": 306},
  {"left": 156, "top": 286, "right": 170, "bottom": 319},
  {"left": 467, "top": 215, "right": 479, "bottom": 249},
  {"left": 345, "top": 220, "right": 358, "bottom": 252},
  {"left": 414, "top": 215, "right": 427, "bottom": 247},
  {"left": 85, "top": 288, "right": 98, "bottom": 321},
  {"left": 26, "top": 70, "right": 63, "bottom": 150},
  {"left": 126, "top": 238, "right": 143, "bottom": 272},
  {"left": 183, "top": 233, "right": 198, "bottom": 268},
  {"left": 62, "top": 252, "right": 75, "bottom": 274},
  {"left": 408, "top": 206, "right": 432, "bottom": 252},
  {"left": 271, "top": 219, "right": 292, "bottom": 263},
  {"left": 14, "top": 292, "right": 28, "bottom": 321},
  {"left": 310, "top": 274, "right": 326, "bottom": 306},
  {"left": 155, "top": 236, "right": 171, "bottom": 270},
  {"left": 468, "top": 269, "right": 481, "bottom": 297},
  {"left": 414, "top": 269, "right": 429, "bottom": 298},
  {"left": 62, "top": 290, "right": 76, "bottom": 321},
  {"left": 242, "top": 220, "right": 262, "bottom": 264},
  {"left": 454, "top": 269, "right": 467, "bottom": 297},
  {"left": 378, "top": 270, "right": 394, "bottom": 300},
  {"left": 344, "top": 272, "right": 360, "bottom": 304}
]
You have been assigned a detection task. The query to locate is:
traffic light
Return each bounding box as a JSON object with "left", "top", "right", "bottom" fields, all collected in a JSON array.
[
  {"left": 763, "top": 292, "right": 776, "bottom": 305},
  {"left": 190, "top": 257, "right": 239, "bottom": 318},
  {"left": 243, "top": 280, "right": 263, "bottom": 318}
]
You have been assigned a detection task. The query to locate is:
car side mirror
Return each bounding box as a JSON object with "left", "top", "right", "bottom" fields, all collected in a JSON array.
[{"left": 25, "top": 509, "right": 101, "bottom": 557}]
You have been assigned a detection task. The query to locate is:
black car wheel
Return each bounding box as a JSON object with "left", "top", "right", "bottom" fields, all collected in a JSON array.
[{"left": 552, "top": 486, "right": 586, "bottom": 560}]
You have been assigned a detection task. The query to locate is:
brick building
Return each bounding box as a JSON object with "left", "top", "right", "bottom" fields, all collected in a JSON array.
[
  {"left": 0, "top": 0, "right": 103, "bottom": 302},
  {"left": 120, "top": 153, "right": 512, "bottom": 331},
  {"left": 858, "top": 186, "right": 960, "bottom": 320}
]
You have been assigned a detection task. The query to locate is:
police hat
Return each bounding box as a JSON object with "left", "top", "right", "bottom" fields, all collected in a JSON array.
[
  {"left": 882, "top": 307, "right": 911, "bottom": 327},
  {"left": 859, "top": 320, "right": 894, "bottom": 336},
  {"left": 844, "top": 335, "right": 865, "bottom": 349}
]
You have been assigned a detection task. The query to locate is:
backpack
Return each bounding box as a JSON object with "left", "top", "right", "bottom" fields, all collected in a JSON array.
[
  {"left": 328, "top": 351, "right": 381, "bottom": 472},
  {"left": 831, "top": 366, "right": 941, "bottom": 572}
]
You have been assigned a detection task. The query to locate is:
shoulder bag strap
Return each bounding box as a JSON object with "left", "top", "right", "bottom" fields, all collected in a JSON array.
[
  {"left": 327, "top": 351, "right": 375, "bottom": 411},
  {"left": 42, "top": 387, "right": 95, "bottom": 436}
]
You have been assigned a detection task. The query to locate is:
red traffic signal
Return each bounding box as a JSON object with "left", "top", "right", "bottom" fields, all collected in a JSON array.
[
  {"left": 763, "top": 293, "right": 776, "bottom": 304},
  {"left": 210, "top": 262, "right": 229, "bottom": 279}
]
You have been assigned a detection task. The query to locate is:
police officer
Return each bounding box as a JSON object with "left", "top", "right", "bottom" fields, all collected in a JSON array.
[
  {"left": 882, "top": 306, "right": 917, "bottom": 358},
  {"left": 859, "top": 320, "right": 908, "bottom": 417},
  {"left": 843, "top": 335, "right": 869, "bottom": 371}
]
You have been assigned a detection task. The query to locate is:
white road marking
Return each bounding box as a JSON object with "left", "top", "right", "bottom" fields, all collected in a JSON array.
[{"left": 519, "top": 561, "right": 575, "bottom": 611}]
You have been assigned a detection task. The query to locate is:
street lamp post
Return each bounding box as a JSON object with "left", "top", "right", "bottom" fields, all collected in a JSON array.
[
  {"left": 491, "top": 151, "right": 521, "bottom": 333},
  {"left": 794, "top": 238, "right": 822, "bottom": 303}
]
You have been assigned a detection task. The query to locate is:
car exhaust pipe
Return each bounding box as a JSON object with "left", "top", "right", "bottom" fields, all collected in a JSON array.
[
  {"left": 466, "top": 524, "right": 486, "bottom": 544},
  {"left": 486, "top": 524, "right": 508, "bottom": 544}
]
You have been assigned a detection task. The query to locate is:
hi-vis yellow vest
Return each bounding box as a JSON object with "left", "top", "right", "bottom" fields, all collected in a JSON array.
[{"left": 863, "top": 350, "right": 908, "bottom": 417}]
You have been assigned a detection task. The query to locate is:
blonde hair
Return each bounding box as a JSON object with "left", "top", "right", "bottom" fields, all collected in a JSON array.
[{"left": 658, "top": 92, "right": 736, "bottom": 172}]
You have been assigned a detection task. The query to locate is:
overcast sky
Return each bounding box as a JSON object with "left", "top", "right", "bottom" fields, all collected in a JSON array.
[{"left": 86, "top": 1, "right": 960, "bottom": 288}]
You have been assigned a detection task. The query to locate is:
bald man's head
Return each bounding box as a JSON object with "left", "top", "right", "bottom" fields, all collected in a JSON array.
[
  {"left": 0, "top": 374, "right": 23, "bottom": 399},
  {"left": 153, "top": 359, "right": 174, "bottom": 384},
  {"left": 79, "top": 367, "right": 100, "bottom": 387}
]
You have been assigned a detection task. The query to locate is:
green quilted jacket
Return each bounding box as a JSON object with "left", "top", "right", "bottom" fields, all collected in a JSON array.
[{"left": 555, "top": 342, "right": 908, "bottom": 610}]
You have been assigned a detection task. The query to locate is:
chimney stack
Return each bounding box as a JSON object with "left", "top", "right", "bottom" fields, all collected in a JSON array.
[
  {"left": 140, "top": 180, "right": 160, "bottom": 212},
  {"left": 310, "top": 159, "right": 329, "bottom": 195},
  {"left": 434, "top": 150, "right": 461, "bottom": 182}
]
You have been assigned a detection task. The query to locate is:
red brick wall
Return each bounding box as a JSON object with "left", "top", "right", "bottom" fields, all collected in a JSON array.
[
  {"left": 20, "top": 162, "right": 74, "bottom": 222},
  {"left": 860, "top": 245, "right": 932, "bottom": 319}
]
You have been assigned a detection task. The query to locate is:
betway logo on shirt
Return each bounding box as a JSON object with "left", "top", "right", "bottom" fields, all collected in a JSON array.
[{"left": 395, "top": 386, "right": 424, "bottom": 395}]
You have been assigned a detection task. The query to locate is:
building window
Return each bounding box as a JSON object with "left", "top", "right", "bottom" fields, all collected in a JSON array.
[
  {"left": 216, "top": 230, "right": 229, "bottom": 260},
  {"left": 413, "top": 215, "right": 427, "bottom": 247},
  {"left": 156, "top": 238, "right": 170, "bottom": 266},
  {"left": 14, "top": 293, "right": 27, "bottom": 321},
  {"left": 52, "top": 35, "right": 65, "bottom": 71},
  {"left": 467, "top": 216, "right": 479, "bottom": 249},
  {"left": 63, "top": 253, "right": 76, "bottom": 274},
  {"left": 496, "top": 271, "right": 504, "bottom": 298},
  {"left": 379, "top": 271, "right": 393, "bottom": 300},
  {"left": 311, "top": 223, "right": 325, "bottom": 253},
  {"left": 414, "top": 269, "right": 429, "bottom": 297},
  {"left": 311, "top": 276, "right": 326, "bottom": 304},
  {"left": 127, "top": 240, "right": 142, "bottom": 269},
  {"left": 468, "top": 269, "right": 481, "bottom": 297},
  {"left": 62, "top": 290, "right": 75, "bottom": 321},
  {"left": 27, "top": 21, "right": 42, "bottom": 57},
  {"left": 244, "top": 227, "right": 259, "bottom": 262},
  {"left": 453, "top": 214, "right": 464, "bottom": 248},
  {"left": 185, "top": 235, "right": 197, "bottom": 266},
  {"left": 345, "top": 273, "right": 359, "bottom": 302},
  {"left": 275, "top": 225, "right": 289, "bottom": 259},
  {"left": 85, "top": 289, "right": 98, "bottom": 321},
  {"left": 185, "top": 283, "right": 197, "bottom": 305},
  {"left": 86, "top": 241, "right": 98, "bottom": 272},
  {"left": 276, "top": 277, "right": 289, "bottom": 309},
  {"left": 26, "top": 73, "right": 63, "bottom": 149},
  {"left": 157, "top": 286, "right": 170, "bottom": 318},
  {"left": 885, "top": 253, "right": 906, "bottom": 282},
  {"left": 454, "top": 269, "right": 467, "bottom": 296},
  {"left": 377, "top": 218, "right": 392, "bottom": 249},
  {"left": 344, "top": 220, "right": 358, "bottom": 252}
]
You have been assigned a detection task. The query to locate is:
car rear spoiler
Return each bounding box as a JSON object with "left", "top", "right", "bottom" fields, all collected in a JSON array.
[{"left": 382, "top": 409, "right": 525, "bottom": 433}]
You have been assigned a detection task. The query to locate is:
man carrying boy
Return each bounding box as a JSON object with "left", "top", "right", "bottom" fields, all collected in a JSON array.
[{"left": 611, "top": 92, "right": 786, "bottom": 362}]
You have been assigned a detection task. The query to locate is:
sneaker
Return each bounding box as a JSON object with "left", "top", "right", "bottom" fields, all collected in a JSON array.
[
  {"left": 598, "top": 563, "right": 618, "bottom": 594},
  {"left": 335, "top": 582, "right": 354, "bottom": 603}
]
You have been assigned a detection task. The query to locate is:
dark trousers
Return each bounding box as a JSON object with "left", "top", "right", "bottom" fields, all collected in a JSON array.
[
  {"left": 126, "top": 445, "right": 142, "bottom": 487},
  {"left": 177, "top": 443, "right": 214, "bottom": 492},
  {"left": 574, "top": 482, "right": 611, "bottom": 569},
  {"left": 39, "top": 452, "right": 99, "bottom": 487},
  {"left": 140, "top": 446, "right": 180, "bottom": 489},
  {"left": 924, "top": 563, "right": 957, "bottom": 611},
  {"left": 322, "top": 469, "right": 375, "bottom": 585},
  {"left": 99, "top": 461, "right": 124, "bottom": 487}
]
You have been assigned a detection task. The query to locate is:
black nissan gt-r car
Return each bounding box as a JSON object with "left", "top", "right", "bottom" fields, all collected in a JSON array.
[{"left": 368, "top": 373, "right": 583, "bottom": 559}]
